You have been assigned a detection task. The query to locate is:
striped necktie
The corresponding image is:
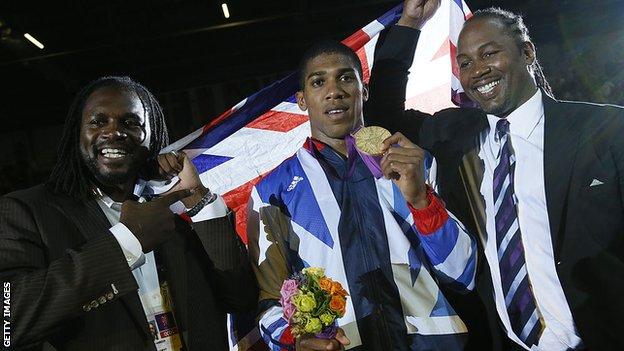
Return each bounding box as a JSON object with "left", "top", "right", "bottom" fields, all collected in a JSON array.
[{"left": 493, "top": 118, "right": 543, "bottom": 347}]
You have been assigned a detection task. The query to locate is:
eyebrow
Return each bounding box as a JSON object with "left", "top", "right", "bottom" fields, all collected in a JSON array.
[
  {"left": 456, "top": 40, "right": 499, "bottom": 60},
  {"left": 306, "top": 67, "right": 356, "bottom": 80},
  {"left": 89, "top": 111, "right": 142, "bottom": 120}
]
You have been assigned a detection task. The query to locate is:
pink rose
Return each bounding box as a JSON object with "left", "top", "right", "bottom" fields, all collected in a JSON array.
[
  {"left": 282, "top": 301, "right": 296, "bottom": 320},
  {"left": 280, "top": 279, "right": 299, "bottom": 302},
  {"left": 280, "top": 279, "right": 299, "bottom": 321}
]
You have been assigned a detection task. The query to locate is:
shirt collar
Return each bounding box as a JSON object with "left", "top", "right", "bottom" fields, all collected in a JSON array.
[
  {"left": 486, "top": 89, "right": 544, "bottom": 140},
  {"left": 94, "top": 179, "right": 147, "bottom": 209}
]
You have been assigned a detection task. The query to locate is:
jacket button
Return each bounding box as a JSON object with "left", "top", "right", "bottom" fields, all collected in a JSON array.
[
  {"left": 98, "top": 296, "right": 107, "bottom": 304},
  {"left": 83, "top": 304, "right": 91, "bottom": 312},
  {"left": 106, "top": 292, "right": 115, "bottom": 300},
  {"left": 90, "top": 300, "right": 99, "bottom": 308},
  {"left": 556, "top": 261, "right": 562, "bottom": 266}
]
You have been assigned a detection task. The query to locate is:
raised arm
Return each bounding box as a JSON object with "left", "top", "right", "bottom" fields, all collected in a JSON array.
[{"left": 364, "top": 0, "right": 440, "bottom": 145}]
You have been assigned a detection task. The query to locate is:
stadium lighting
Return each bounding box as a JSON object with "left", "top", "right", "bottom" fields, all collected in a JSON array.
[
  {"left": 221, "top": 3, "right": 230, "bottom": 19},
  {"left": 24, "top": 33, "right": 44, "bottom": 49}
]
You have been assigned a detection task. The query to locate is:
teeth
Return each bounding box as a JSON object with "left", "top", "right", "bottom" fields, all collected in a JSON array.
[
  {"left": 101, "top": 148, "right": 127, "bottom": 158},
  {"left": 103, "top": 153, "right": 124, "bottom": 159},
  {"left": 101, "top": 148, "right": 127, "bottom": 154},
  {"left": 476, "top": 80, "right": 499, "bottom": 94},
  {"left": 328, "top": 109, "right": 345, "bottom": 115}
]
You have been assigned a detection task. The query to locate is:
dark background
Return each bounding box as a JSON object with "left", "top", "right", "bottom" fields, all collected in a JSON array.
[{"left": 1, "top": 0, "right": 623, "bottom": 195}]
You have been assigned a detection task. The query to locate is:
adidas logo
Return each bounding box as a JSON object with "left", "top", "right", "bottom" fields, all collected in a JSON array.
[{"left": 287, "top": 176, "right": 304, "bottom": 191}]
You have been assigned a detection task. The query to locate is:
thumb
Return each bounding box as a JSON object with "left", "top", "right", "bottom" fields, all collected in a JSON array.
[
  {"left": 158, "top": 189, "right": 192, "bottom": 206},
  {"left": 335, "top": 328, "right": 350, "bottom": 345}
]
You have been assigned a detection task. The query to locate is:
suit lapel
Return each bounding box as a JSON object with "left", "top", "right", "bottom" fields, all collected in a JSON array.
[
  {"left": 60, "top": 196, "right": 152, "bottom": 338},
  {"left": 459, "top": 146, "right": 487, "bottom": 244},
  {"left": 542, "top": 96, "right": 582, "bottom": 258}
]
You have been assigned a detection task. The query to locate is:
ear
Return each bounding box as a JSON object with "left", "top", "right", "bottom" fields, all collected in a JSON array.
[
  {"left": 522, "top": 41, "right": 536, "bottom": 66},
  {"left": 296, "top": 90, "right": 307, "bottom": 111},
  {"left": 362, "top": 83, "right": 369, "bottom": 103}
]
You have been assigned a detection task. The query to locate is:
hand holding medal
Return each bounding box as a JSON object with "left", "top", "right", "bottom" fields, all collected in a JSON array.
[{"left": 354, "top": 126, "right": 429, "bottom": 209}]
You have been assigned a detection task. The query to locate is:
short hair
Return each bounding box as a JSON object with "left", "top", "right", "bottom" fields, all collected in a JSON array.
[
  {"left": 46, "top": 76, "right": 169, "bottom": 199},
  {"left": 298, "top": 40, "right": 363, "bottom": 90},
  {"left": 466, "top": 7, "right": 554, "bottom": 97}
]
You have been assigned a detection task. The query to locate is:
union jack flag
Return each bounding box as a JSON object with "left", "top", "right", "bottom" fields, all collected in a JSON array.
[{"left": 160, "top": 1, "right": 472, "bottom": 349}]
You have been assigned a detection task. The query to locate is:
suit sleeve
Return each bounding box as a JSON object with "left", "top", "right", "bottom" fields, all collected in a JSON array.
[
  {"left": 191, "top": 211, "right": 259, "bottom": 314},
  {"left": 246, "top": 186, "right": 295, "bottom": 350},
  {"left": 0, "top": 195, "right": 139, "bottom": 348},
  {"left": 364, "top": 25, "right": 434, "bottom": 148}
]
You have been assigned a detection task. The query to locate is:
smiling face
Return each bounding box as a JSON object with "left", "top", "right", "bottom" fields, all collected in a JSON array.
[
  {"left": 457, "top": 17, "right": 537, "bottom": 117},
  {"left": 296, "top": 52, "right": 368, "bottom": 148},
  {"left": 79, "top": 86, "right": 151, "bottom": 187}
]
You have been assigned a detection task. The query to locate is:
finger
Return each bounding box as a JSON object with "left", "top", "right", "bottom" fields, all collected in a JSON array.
[
  {"left": 164, "top": 151, "right": 184, "bottom": 173},
  {"left": 298, "top": 338, "right": 338, "bottom": 350},
  {"left": 382, "top": 132, "right": 417, "bottom": 152},
  {"left": 385, "top": 160, "right": 419, "bottom": 180},
  {"left": 384, "top": 152, "right": 424, "bottom": 166},
  {"left": 335, "top": 328, "right": 351, "bottom": 345},
  {"left": 157, "top": 189, "right": 192, "bottom": 205},
  {"left": 157, "top": 154, "right": 177, "bottom": 179},
  {"left": 380, "top": 157, "right": 401, "bottom": 180},
  {"left": 384, "top": 145, "right": 425, "bottom": 158}
]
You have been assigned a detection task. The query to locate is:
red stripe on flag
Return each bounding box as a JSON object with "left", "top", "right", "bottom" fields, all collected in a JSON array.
[
  {"left": 246, "top": 110, "right": 309, "bottom": 132},
  {"left": 342, "top": 29, "right": 371, "bottom": 52},
  {"left": 356, "top": 47, "right": 371, "bottom": 83},
  {"left": 450, "top": 42, "right": 459, "bottom": 78},
  {"left": 202, "top": 107, "right": 236, "bottom": 134},
  {"left": 405, "top": 83, "right": 455, "bottom": 114},
  {"left": 221, "top": 175, "right": 264, "bottom": 243},
  {"left": 432, "top": 37, "right": 451, "bottom": 61}
]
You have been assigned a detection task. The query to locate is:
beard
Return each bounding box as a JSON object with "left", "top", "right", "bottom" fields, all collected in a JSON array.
[{"left": 81, "top": 145, "right": 145, "bottom": 187}]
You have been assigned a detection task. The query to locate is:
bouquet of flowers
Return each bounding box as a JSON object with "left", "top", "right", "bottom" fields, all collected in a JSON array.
[{"left": 279, "top": 267, "right": 349, "bottom": 339}]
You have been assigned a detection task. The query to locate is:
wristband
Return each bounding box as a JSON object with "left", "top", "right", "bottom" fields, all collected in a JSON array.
[{"left": 185, "top": 189, "right": 218, "bottom": 217}]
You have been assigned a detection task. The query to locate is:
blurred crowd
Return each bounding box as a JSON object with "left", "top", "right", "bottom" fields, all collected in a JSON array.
[{"left": 545, "top": 31, "right": 624, "bottom": 105}]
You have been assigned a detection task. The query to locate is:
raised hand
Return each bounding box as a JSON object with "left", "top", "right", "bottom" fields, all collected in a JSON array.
[
  {"left": 297, "top": 328, "right": 350, "bottom": 351},
  {"left": 120, "top": 189, "right": 192, "bottom": 252},
  {"left": 397, "top": 0, "right": 442, "bottom": 29},
  {"left": 380, "top": 132, "right": 429, "bottom": 209},
  {"left": 157, "top": 150, "right": 208, "bottom": 208}
]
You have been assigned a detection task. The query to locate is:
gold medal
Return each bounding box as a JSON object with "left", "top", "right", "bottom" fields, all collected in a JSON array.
[{"left": 353, "top": 126, "right": 391, "bottom": 156}]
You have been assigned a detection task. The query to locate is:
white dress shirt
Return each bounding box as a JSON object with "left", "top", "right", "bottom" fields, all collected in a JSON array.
[
  {"left": 95, "top": 181, "right": 228, "bottom": 350},
  {"left": 477, "top": 90, "right": 583, "bottom": 350}
]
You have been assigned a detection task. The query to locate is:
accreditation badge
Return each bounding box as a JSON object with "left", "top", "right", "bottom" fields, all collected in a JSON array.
[{"left": 140, "top": 281, "right": 183, "bottom": 351}]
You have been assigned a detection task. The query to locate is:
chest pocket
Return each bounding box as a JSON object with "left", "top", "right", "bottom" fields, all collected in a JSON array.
[{"left": 572, "top": 147, "right": 623, "bottom": 246}]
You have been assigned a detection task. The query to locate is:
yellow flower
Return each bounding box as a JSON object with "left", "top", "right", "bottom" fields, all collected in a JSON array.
[
  {"left": 319, "top": 313, "right": 335, "bottom": 326},
  {"left": 293, "top": 292, "right": 316, "bottom": 312},
  {"left": 304, "top": 317, "right": 323, "bottom": 334},
  {"left": 302, "top": 267, "right": 325, "bottom": 278}
]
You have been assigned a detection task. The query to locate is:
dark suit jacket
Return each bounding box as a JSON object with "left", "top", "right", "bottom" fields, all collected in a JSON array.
[
  {"left": 0, "top": 184, "right": 258, "bottom": 350},
  {"left": 365, "top": 25, "right": 624, "bottom": 351}
]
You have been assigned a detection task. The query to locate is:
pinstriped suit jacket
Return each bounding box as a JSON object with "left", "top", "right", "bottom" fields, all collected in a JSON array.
[{"left": 0, "top": 184, "right": 258, "bottom": 350}]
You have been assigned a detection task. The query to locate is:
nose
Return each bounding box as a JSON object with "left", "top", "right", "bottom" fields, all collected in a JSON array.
[
  {"left": 324, "top": 79, "right": 346, "bottom": 100},
  {"left": 101, "top": 121, "right": 128, "bottom": 140},
  {"left": 472, "top": 60, "right": 491, "bottom": 78}
]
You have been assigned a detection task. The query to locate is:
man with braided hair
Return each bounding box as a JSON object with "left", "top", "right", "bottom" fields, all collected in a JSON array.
[
  {"left": 366, "top": 2, "right": 624, "bottom": 350},
  {"left": 0, "top": 76, "right": 257, "bottom": 350}
]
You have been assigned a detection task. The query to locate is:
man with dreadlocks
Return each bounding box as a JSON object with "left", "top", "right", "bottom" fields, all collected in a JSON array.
[
  {"left": 365, "top": 1, "right": 624, "bottom": 350},
  {"left": 0, "top": 76, "right": 257, "bottom": 350}
]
